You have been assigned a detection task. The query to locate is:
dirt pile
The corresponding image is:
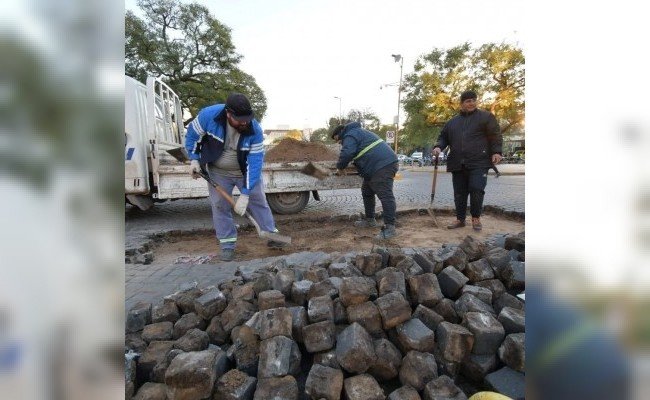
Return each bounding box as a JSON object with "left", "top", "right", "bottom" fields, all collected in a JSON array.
[{"left": 265, "top": 138, "right": 339, "bottom": 163}]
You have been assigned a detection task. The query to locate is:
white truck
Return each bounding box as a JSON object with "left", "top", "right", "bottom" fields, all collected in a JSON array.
[{"left": 125, "top": 76, "right": 362, "bottom": 214}]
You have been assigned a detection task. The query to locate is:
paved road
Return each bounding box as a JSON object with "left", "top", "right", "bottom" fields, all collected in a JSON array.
[{"left": 125, "top": 168, "right": 524, "bottom": 309}]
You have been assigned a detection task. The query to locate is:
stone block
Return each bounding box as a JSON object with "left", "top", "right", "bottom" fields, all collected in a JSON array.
[
  {"left": 484, "top": 367, "right": 525, "bottom": 400},
  {"left": 164, "top": 349, "right": 225, "bottom": 400},
  {"left": 288, "top": 306, "right": 307, "bottom": 344},
  {"left": 454, "top": 294, "right": 495, "bottom": 318},
  {"left": 308, "top": 295, "right": 334, "bottom": 323},
  {"left": 375, "top": 292, "right": 412, "bottom": 330},
  {"left": 461, "top": 312, "right": 505, "bottom": 355},
  {"left": 258, "top": 336, "right": 301, "bottom": 378},
  {"left": 231, "top": 283, "right": 254, "bottom": 302},
  {"left": 137, "top": 340, "right": 175, "bottom": 380},
  {"left": 336, "top": 322, "right": 377, "bottom": 374},
  {"left": 439, "top": 246, "right": 468, "bottom": 271},
  {"left": 368, "top": 338, "right": 402, "bottom": 381},
  {"left": 151, "top": 301, "right": 180, "bottom": 324},
  {"left": 408, "top": 273, "right": 444, "bottom": 307},
  {"left": 504, "top": 235, "right": 525, "bottom": 252},
  {"left": 259, "top": 307, "right": 293, "bottom": 340},
  {"left": 302, "top": 320, "right": 336, "bottom": 353},
  {"left": 174, "top": 328, "right": 209, "bottom": 352},
  {"left": 485, "top": 247, "right": 511, "bottom": 274},
  {"left": 214, "top": 369, "right": 257, "bottom": 400},
  {"left": 422, "top": 375, "right": 467, "bottom": 400},
  {"left": 308, "top": 279, "right": 338, "bottom": 300},
  {"left": 475, "top": 279, "right": 506, "bottom": 301},
  {"left": 305, "top": 364, "right": 344, "bottom": 400},
  {"left": 169, "top": 283, "right": 203, "bottom": 315},
  {"left": 290, "top": 280, "right": 313, "bottom": 307},
  {"left": 142, "top": 322, "right": 173, "bottom": 342},
  {"left": 313, "top": 349, "right": 340, "bottom": 369},
  {"left": 273, "top": 268, "right": 296, "bottom": 297},
  {"left": 252, "top": 273, "right": 273, "bottom": 296},
  {"left": 206, "top": 316, "right": 228, "bottom": 345},
  {"left": 464, "top": 258, "right": 495, "bottom": 283},
  {"left": 399, "top": 351, "right": 438, "bottom": 391},
  {"left": 437, "top": 266, "right": 469, "bottom": 299},
  {"left": 493, "top": 292, "right": 524, "bottom": 315},
  {"left": 460, "top": 285, "right": 492, "bottom": 305},
  {"left": 461, "top": 353, "right": 498, "bottom": 382},
  {"left": 433, "top": 347, "right": 461, "bottom": 380},
  {"left": 501, "top": 261, "right": 525, "bottom": 290},
  {"left": 498, "top": 333, "right": 525, "bottom": 372},
  {"left": 126, "top": 333, "right": 147, "bottom": 353},
  {"left": 125, "top": 353, "right": 136, "bottom": 398},
  {"left": 372, "top": 247, "right": 390, "bottom": 269},
  {"left": 395, "top": 318, "right": 436, "bottom": 353},
  {"left": 413, "top": 252, "right": 437, "bottom": 274},
  {"left": 498, "top": 307, "right": 525, "bottom": 334},
  {"left": 333, "top": 298, "right": 348, "bottom": 324},
  {"left": 395, "top": 256, "right": 424, "bottom": 279},
  {"left": 346, "top": 301, "right": 383, "bottom": 337},
  {"left": 328, "top": 261, "right": 361, "bottom": 278},
  {"left": 434, "top": 298, "right": 460, "bottom": 324},
  {"left": 412, "top": 305, "right": 444, "bottom": 332},
  {"left": 459, "top": 235, "right": 485, "bottom": 262},
  {"left": 173, "top": 312, "right": 207, "bottom": 339},
  {"left": 221, "top": 300, "right": 256, "bottom": 334},
  {"left": 231, "top": 326, "right": 259, "bottom": 376},
  {"left": 378, "top": 269, "right": 407, "bottom": 298},
  {"left": 344, "top": 374, "right": 385, "bottom": 400},
  {"left": 355, "top": 253, "right": 384, "bottom": 276},
  {"left": 388, "top": 386, "right": 421, "bottom": 400},
  {"left": 258, "top": 290, "right": 285, "bottom": 310},
  {"left": 243, "top": 311, "right": 261, "bottom": 336},
  {"left": 193, "top": 289, "right": 227, "bottom": 320},
  {"left": 303, "top": 266, "right": 329, "bottom": 283},
  {"left": 126, "top": 301, "right": 152, "bottom": 333},
  {"left": 132, "top": 382, "right": 167, "bottom": 400},
  {"left": 388, "top": 251, "right": 408, "bottom": 268},
  {"left": 253, "top": 376, "right": 299, "bottom": 400},
  {"left": 339, "top": 276, "right": 378, "bottom": 307},
  {"left": 435, "top": 321, "right": 474, "bottom": 363}
]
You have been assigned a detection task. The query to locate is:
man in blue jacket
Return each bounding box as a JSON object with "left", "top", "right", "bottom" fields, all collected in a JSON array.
[
  {"left": 332, "top": 122, "right": 399, "bottom": 239},
  {"left": 433, "top": 90, "right": 503, "bottom": 231},
  {"left": 184, "top": 93, "right": 283, "bottom": 261}
]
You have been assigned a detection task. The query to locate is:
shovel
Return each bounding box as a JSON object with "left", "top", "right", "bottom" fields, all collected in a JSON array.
[
  {"left": 166, "top": 147, "right": 292, "bottom": 245},
  {"left": 300, "top": 161, "right": 332, "bottom": 180},
  {"left": 427, "top": 155, "right": 440, "bottom": 227}
]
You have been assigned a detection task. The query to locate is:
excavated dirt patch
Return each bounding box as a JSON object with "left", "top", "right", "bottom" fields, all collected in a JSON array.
[
  {"left": 152, "top": 212, "right": 524, "bottom": 265},
  {"left": 265, "top": 138, "right": 339, "bottom": 163}
]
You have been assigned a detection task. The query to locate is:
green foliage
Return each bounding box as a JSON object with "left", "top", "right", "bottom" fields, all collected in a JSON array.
[
  {"left": 402, "top": 42, "right": 524, "bottom": 145},
  {"left": 125, "top": 0, "right": 267, "bottom": 122},
  {"left": 310, "top": 128, "right": 333, "bottom": 143}
]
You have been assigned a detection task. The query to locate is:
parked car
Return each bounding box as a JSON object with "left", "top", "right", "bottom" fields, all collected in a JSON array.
[{"left": 410, "top": 152, "right": 423, "bottom": 166}]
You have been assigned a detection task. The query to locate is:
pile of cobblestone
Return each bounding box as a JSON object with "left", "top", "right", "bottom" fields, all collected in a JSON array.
[{"left": 125, "top": 232, "right": 525, "bottom": 400}]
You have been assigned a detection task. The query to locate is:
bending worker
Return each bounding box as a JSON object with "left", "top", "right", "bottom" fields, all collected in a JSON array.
[
  {"left": 332, "top": 122, "right": 399, "bottom": 240},
  {"left": 184, "top": 93, "right": 284, "bottom": 262},
  {"left": 433, "top": 90, "right": 502, "bottom": 231}
]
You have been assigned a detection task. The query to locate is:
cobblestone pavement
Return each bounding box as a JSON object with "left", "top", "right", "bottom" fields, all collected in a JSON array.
[{"left": 125, "top": 169, "right": 524, "bottom": 309}]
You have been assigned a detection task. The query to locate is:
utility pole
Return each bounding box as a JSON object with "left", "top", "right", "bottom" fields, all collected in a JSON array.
[
  {"left": 391, "top": 54, "right": 403, "bottom": 154},
  {"left": 334, "top": 96, "right": 342, "bottom": 123}
]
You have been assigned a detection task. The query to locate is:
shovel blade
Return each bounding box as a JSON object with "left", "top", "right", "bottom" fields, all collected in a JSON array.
[
  {"left": 259, "top": 231, "right": 292, "bottom": 245},
  {"left": 167, "top": 147, "right": 190, "bottom": 162},
  {"left": 300, "top": 162, "right": 332, "bottom": 180}
]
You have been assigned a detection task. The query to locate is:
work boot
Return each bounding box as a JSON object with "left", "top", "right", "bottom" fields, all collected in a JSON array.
[
  {"left": 354, "top": 217, "right": 378, "bottom": 228},
  {"left": 220, "top": 248, "right": 235, "bottom": 262},
  {"left": 267, "top": 240, "right": 288, "bottom": 249},
  {"left": 472, "top": 217, "right": 482, "bottom": 232},
  {"left": 447, "top": 220, "right": 466, "bottom": 229},
  {"left": 375, "top": 224, "right": 397, "bottom": 240}
]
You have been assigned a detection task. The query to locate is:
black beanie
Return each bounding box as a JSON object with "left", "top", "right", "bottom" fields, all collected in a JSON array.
[
  {"left": 460, "top": 90, "right": 477, "bottom": 102},
  {"left": 331, "top": 124, "right": 345, "bottom": 139}
]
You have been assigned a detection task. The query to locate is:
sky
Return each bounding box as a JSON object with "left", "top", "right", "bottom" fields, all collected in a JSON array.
[{"left": 125, "top": 0, "right": 524, "bottom": 130}]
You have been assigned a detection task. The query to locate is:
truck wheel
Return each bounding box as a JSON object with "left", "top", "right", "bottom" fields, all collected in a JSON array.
[{"left": 266, "top": 191, "right": 310, "bottom": 214}]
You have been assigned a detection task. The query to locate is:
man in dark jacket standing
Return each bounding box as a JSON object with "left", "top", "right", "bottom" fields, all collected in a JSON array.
[
  {"left": 433, "top": 90, "right": 502, "bottom": 231},
  {"left": 332, "top": 122, "right": 399, "bottom": 240}
]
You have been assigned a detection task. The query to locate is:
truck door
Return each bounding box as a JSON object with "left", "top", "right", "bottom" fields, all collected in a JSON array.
[{"left": 124, "top": 76, "right": 150, "bottom": 195}]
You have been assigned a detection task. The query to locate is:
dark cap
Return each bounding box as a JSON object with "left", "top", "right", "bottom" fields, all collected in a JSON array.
[
  {"left": 225, "top": 93, "right": 254, "bottom": 123},
  {"left": 460, "top": 90, "right": 477, "bottom": 102},
  {"left": 331, "top": 124, "right": 345, "bottom": 140}
]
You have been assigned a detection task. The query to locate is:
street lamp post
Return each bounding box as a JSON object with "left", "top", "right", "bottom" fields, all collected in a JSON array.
[
  {"left": 333, "top": 96, "right": 342, "bottom": 123},
  {"left": 391, "top": 54, "right": 403, "bottom": 154}
]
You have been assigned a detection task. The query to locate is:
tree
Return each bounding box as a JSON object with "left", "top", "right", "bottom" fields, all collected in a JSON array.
[
  {"left": 401, "top": 42, "right": 524, "bottom": 146},
  {"left": 285, "top": 129, "right": 304, "bottom": 141},
  {"left": 125, "top": 0, "right": 267, "bottom": 123}
]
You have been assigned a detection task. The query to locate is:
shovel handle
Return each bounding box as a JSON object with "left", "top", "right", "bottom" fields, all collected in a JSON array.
[{"left": 199, "top": 171, "right": 237, "bottom": 208}]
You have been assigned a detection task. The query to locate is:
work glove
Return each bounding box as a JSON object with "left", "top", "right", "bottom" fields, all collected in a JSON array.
[
  {"left": 190, "top": 160, "right": 201, "bottom": 179},
  {"left": 491, "top": 154, "right": 502, "bottom": 164},
  {"left": 335, "top": 169, "right": 344, "bottom": 176},
  {"left": 432, "top": 147, "right": 441, "bottom": 157},
  {"left": 234, "top": 194, "right": 249, "bottom": 216}
]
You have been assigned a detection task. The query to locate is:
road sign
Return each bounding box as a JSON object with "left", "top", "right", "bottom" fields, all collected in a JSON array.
[{"left": 386, "top": 130, "right": 395, "bottom": 144}]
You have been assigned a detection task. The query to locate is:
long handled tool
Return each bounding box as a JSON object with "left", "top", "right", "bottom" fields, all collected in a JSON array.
[
  {"left": 427, "top": 155, "right": 440, "bottom": 227},
  {"left": 166, "top": 147, "right": 291, "bottom": 245}
]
